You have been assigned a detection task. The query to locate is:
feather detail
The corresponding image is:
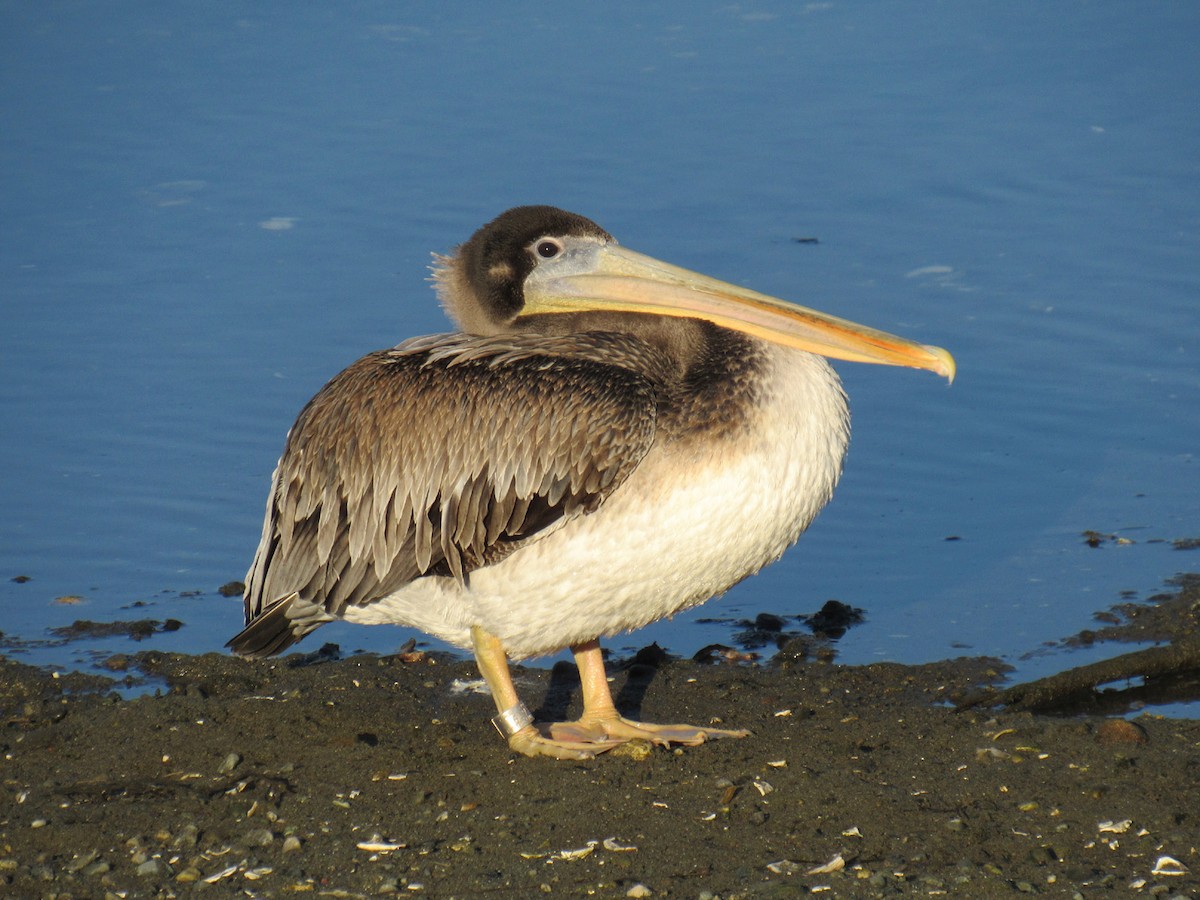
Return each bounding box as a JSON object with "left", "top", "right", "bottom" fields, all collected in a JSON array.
[{"left": 230, "top": 331, "right": 664, "bottom": 656}]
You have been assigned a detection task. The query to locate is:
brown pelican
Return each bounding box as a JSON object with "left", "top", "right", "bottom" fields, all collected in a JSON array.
[{"left": 229, "top": 206, "right": 954, "bottom": 759}]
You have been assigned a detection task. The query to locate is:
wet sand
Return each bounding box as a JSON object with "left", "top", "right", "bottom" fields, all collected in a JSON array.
[{"left": 3, "top": 589, "right": 1198, "bottom": 900}]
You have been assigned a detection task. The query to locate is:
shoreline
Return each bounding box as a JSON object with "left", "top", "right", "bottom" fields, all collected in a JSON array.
[{"left": 2, "top": 637, "right": 1197, "bottom": 897}]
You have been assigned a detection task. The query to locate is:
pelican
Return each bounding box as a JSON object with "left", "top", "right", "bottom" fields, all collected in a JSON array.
[{"left": 229, "top": 206, "right": 954, "bottom": 759}]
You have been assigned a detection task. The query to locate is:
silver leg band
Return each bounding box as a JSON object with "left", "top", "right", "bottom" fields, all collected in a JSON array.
[{"left": 491, "top": 701, "right": 534, "bottom": 737}]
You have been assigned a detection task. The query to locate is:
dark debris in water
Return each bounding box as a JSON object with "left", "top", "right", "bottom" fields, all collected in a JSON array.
[
  {"left": 701, "top": 600, "right": 867, "bottom": 652},
  {"left": 48, "top": 618, "right": 183, "bottom": 642},
  {"left": 803, "top": 599, "right": 865, "bottom": 638},
  {"left": 692, "top": 644, "right": 760, "bottom": 665},
  {"left": 1, "top": 583, "right": 244, "bottom": 662},
  {"left": 1061, "top": 572, "right": 1200, "bottom": 649},
  {"left": 965, "top": 572, "right": 1200, "bottom": 715},
  {"left": 1081, "top": 530, "right": 1200, "bottom": 550},
  {"left": 1081, "top": 529, "right": 1134, "bottom": 548}
]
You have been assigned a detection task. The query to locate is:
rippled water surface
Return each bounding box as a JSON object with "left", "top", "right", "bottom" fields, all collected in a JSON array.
[{"left": 3, "top": 3, "right": 1198, "bottom": 700}]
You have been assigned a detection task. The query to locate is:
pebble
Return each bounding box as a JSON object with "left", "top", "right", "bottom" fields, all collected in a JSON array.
[
  {"left": 136, "top": 859, "right": 165, "bottom": 877},
  {"left": 218, "top": 751, "right": 243, "bottom": 774},
  {"left": 610, "top": 739, "right": 653, "bottom": 760},
  {"left": 171, "top": 823, "right": 200, "bottom": 849},
  {"left": 243, "top": 827, "right": 275, "bottom": 847},
  {"left": 1095, "top": 720, "right": 1148, "bottom": 746},
  {"left": 627, "top": 884, "right": 653, "bottom": 898},
  {"left": 1150, "top": 855, "right": 1188, "bottom": 876},
  {"left": 65, "top": 850, "right": 98, "bottom": 873}
]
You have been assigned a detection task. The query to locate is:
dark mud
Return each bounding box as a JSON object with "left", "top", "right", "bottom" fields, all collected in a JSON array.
[
  {"left": 963, "top": 573, "right": 1200, "bottom": 717},
  {"left": 2, "top": 573, "right": 1198, "bottom": 897},
  {"left": 2, "top": 633, "right": 1198, "bottom": 898}
]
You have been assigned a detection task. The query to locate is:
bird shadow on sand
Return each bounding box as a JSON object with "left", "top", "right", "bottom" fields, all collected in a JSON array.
[{"left": 532, "top": 656, "right": 661, "bottom": 723}]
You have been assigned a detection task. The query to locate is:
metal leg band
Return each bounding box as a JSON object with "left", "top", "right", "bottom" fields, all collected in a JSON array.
[{"left": 491, "top": 701, "right": 534, "bottom": 738}]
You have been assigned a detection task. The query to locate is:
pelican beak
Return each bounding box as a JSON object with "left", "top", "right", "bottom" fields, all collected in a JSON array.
[{"left": 522, "top": 243, "right": 955, "bottom": 382}]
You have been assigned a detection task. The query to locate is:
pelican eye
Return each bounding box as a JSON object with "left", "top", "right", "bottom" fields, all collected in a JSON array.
[{"left": 534, "top": 239, "right": 562, "bottom": 260}]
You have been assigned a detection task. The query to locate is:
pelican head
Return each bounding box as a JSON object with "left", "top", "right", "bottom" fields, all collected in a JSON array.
[{"left": 433, "top": 205, "right": 954, "bottom": 380}]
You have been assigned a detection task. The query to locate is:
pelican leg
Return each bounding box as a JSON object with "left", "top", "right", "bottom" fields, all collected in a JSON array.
[
  {"left": 471, "top": 626, "right": 620, "bottom": 760},
  {"left": 544, "top": 640, "right": 751, "bottom": 748}
]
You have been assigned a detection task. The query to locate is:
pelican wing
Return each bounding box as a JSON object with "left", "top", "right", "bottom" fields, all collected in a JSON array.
[{"left": 230, "top": 332, "right": 662, "bottom": 656}]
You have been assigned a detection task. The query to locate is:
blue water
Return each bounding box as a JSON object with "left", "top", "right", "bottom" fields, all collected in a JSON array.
[{"left": 3, "top": 3, "right": 1198, "bottom": 705}]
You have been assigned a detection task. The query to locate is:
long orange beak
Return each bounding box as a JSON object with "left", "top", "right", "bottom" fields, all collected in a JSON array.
[{"left": 521, "top": 243, "right": 955, "bottom": 381}]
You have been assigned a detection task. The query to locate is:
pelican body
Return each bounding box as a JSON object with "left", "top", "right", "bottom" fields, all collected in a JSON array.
[{"left": 230, "top": 206, "right": 953, "bottom": 758}]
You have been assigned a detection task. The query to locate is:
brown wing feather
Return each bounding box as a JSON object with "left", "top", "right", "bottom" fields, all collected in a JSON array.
[{"left": 229, "top": 331, "right": 664, "bottom": 657}]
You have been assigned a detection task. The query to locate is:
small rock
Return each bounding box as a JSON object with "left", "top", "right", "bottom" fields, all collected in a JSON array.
[
  {"left": 136, "top": 859, "right": 165, "bottom": 877},
  {"left": 609, "top": 739, "right": 653, "bottom": 761},
  {"left": 1028, "top": 846, "right": 1056, "bottom": 864},
  {"left": 1095, "top": 720, "right": 1148, "bottom": 746},
  {"left": 171, "top": 823, "right": 200, "bottom": 849},
  {"left": 627, "top": 884, "right": 653, "bottom": 898},
  {"left": 242, "top": 827, "right": 275, "bottom": 847},
  {"left": 753, "top": 612, "right": 786, "bottom": 632},
  {"left": 218, "top": 751, "right": 243, "bottom": 774},
  {"left": 1150, "top": 855, "right": 1188, "bottom": 876},
  {"left": 282, "top": 835, "right": 303, "bottom": 853},
  {"left": 65, "top": 850, "right": 99, "bottom": 873},
  {"left": 804, "top": 599, "right": 864, "bottom": 636}
]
